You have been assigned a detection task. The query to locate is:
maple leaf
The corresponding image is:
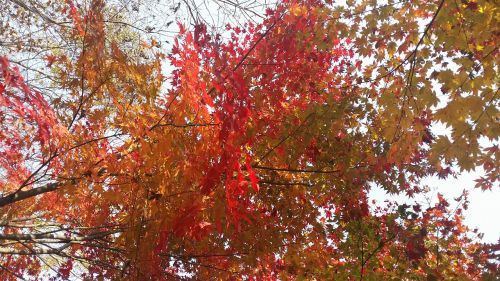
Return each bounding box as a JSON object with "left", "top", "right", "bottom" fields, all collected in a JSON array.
[{"left": 45, "top": 55, "right": 57, "bottom": 67}]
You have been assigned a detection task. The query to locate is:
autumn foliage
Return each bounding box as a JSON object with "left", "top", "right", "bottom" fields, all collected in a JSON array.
[{"left": 0, "top": 0, "right": 498, "bottom": 280}]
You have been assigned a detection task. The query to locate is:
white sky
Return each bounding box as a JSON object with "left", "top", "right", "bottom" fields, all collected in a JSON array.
[{"left": 369, "top": 165, "right": 500, "bottom": 244}]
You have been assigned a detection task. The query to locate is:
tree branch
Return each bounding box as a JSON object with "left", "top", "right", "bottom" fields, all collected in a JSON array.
[{"left": 0, "top": 183, "right": 60, "bottom": 208}]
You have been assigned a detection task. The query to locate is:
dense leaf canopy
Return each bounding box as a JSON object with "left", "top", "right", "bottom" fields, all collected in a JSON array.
[{"left": 0, "top": 0, "right": 498, "bottom": 280}]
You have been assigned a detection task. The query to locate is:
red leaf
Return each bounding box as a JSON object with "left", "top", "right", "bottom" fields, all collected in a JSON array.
[{"left": 246, "top": 155, "right": 259, "bottom": 192}]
